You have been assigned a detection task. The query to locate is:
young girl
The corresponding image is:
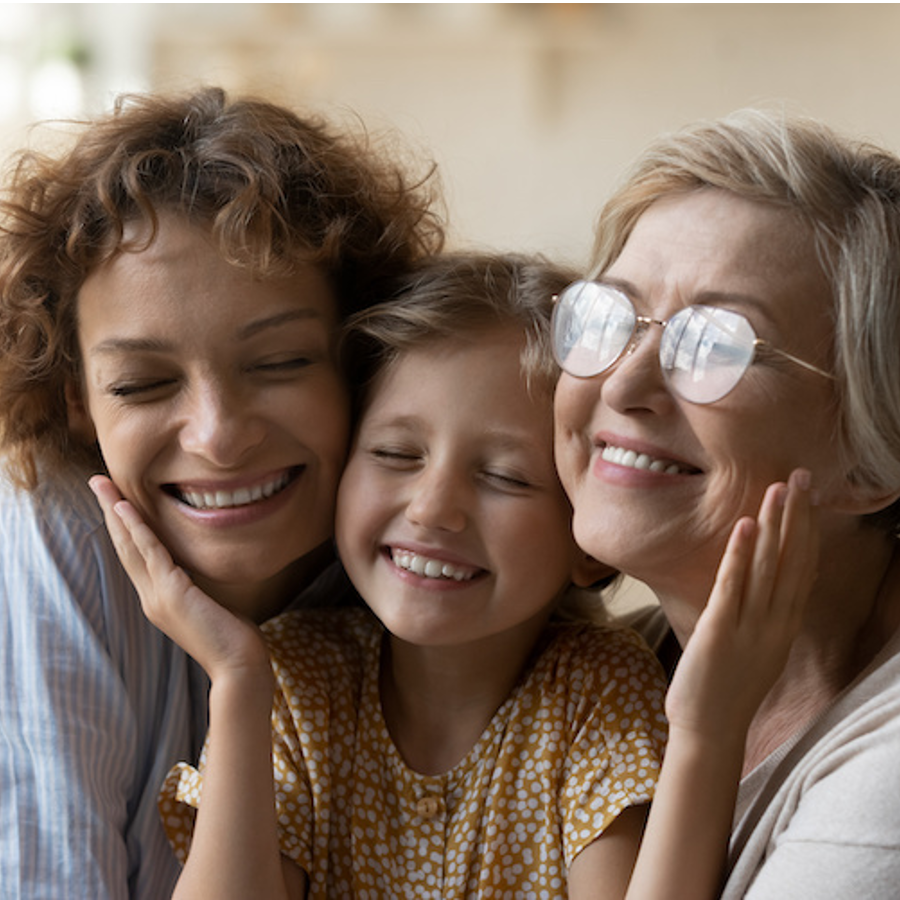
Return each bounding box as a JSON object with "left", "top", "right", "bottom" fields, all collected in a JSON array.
[{"left": 91, "top": 252, "right": 818, "bottom": 899}]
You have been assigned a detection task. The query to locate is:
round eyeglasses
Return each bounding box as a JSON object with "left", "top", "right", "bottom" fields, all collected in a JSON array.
[{"left": 551, "top": 280, "right": 833, "bottom": 404}]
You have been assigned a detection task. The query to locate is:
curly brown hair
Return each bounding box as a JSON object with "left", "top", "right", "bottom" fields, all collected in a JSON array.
[{"left": 0, "top": 86, "right": 444, "bottom": 488}]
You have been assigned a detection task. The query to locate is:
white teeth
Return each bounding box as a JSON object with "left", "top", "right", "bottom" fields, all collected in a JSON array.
[
  {"left": 391, "top": 549, "right": 475, "bottom": 582},
  {"left": 180, "top": 472, "right": 292, "bottom": 510},
  {"left": 601, "top": 445, "right": 684, "bottom": 476}
]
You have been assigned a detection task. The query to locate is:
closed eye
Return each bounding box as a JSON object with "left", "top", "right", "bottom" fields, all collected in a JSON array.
[
  {"left": 482, "top": 469, "right": 534, "bottom": 491},
  {"left": 251, "top": 356, "right": 313, "bottom": 373},
  {"left": 107, "top": 379, "right": 176, "bottom": 398},
  {"left": 369, "top": 447, "right": 422, "bottom": 467}
]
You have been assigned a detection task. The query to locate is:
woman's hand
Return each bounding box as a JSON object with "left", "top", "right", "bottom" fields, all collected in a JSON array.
[{"left": 88, "top": 475, "right": 272, "bottom": 687}]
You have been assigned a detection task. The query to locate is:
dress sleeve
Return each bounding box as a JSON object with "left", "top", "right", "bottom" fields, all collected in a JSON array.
[
  {"left": 559, "top": 626, "right": 669, "bottom": 866},
  {"left": 156, "top": 611, "right": 359, "bottom": 881},
  {"left": 155, "top": 686, "right": 319, "bottom": 877},
  {"left": 154, "top": 665, "right": 318, "bottom": 875}
]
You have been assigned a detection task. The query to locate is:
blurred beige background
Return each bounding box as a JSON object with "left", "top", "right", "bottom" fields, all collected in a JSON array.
[
  {"left": 2, "top": 2, "right": 899, "bottom": 268},
  {"left": 1, "top": 1, "right": 893, "bottom": 610}
]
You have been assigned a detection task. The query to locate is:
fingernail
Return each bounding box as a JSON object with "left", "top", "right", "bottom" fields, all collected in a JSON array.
[{"left": 793, "top": 469, "right": 812, "bottom": 491}]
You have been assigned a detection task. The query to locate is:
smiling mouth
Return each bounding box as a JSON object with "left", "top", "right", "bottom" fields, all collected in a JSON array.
[
  {"left": 390, "top": 548, "right": 482, "bottom": 582},
  {"left": 601, "top": 444, "right": 700, "bottom": 476},
  {"left": 167, "top": 469, "right": 298, "bottom": 510}
]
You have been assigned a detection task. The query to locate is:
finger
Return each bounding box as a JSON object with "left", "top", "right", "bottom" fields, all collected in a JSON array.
[
  {"left": 770, "top": 468, "right": 819, "bottom": 625},
  {"left": 702, "top": 515, "right": 757, "bottom": 630},
  {"left": 88, "top": 476, "right": 149, "bottom": 581},
  {"left": 740, "top": 480, "right": 789, "bottom": 621},
  {"left": 111, "top": 499, "right": 188, "bottom": 596}
]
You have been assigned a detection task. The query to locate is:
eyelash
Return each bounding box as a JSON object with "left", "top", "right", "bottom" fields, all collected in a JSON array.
[
  {"left": 106, "top": 355, "right": 316, "bottom": 397},
  {"left": 108, "top": 380, "right": 173, "bottom": 398},
  {"left": 251, "top": 356, "right": 313, "bottom": 373},
  {"left": 369, "top": 448, "right": 534, "bottom": 490}
]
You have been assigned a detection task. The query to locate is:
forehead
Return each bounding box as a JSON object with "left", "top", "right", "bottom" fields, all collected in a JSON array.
[
  {"left": 617, "top": 190, "right": 818, "bottom": 282},
  {"left": 78, "top": 213, "right": 338, "bottom": 334},
  {"left": 367, "top": 326, "right": 552, "bottom": 417},
  {"left": 608, "top": 189, "right": 830, "bottom": 323}
]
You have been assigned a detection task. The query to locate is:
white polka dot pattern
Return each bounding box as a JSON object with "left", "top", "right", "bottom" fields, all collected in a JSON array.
[{"left": 159, "top": 609, "right": 667, "bottom": 897}]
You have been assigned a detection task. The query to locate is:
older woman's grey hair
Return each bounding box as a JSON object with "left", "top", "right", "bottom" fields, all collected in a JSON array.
[{"left": 589, "top": 109, "right": 900, "bottom": 534}]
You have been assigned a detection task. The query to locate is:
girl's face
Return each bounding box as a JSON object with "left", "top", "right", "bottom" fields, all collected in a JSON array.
[
  {"left": 555, "top": 189, "right": 851, "bottom": 605},
  {"left": 336, "top": 324, "right": 588, "bottom": 655},
  {"left": 70, "top": 213, "right": 350, "bottom": 619}
]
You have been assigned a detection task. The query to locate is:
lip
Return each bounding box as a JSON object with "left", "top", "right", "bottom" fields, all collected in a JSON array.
[
  {"left": 383, "top": 543, "right": 486, "bottom": 586},
  {"left": 161, "top": 466, "right": 304, "bottom": 525},
  {"left": 591, "top": 433, "right": 701, "bottom": 481}
]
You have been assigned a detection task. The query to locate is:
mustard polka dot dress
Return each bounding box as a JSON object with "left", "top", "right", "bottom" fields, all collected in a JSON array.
[{"left": 160, "top": 608, "right": 667, "bottom": 898}]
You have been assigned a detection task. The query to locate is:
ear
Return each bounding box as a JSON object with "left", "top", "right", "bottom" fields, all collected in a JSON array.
[
  {"left": 571, "top": 550, "right": 617, "bottom": 589},
  {"left": 826, "top": 468, "right": 900, "bottom": 518},
  {"left": 64, "top": 378, "right": 97, "bottom": 443}
]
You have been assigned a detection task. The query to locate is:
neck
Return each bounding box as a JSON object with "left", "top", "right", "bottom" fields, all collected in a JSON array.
[
  {"left": 379, "top": 611, "right": 550, "bottom": 775},
  {"left": 193, "top": 540, "right": 335, "bottom": 624},
  {"left": 660, "top": 523, "right": 900, "bottom": 775}
]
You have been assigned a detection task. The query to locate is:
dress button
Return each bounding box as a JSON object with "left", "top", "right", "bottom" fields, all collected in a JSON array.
[{"left": 415, "top": 795, "right": 442, "bottom": 819}]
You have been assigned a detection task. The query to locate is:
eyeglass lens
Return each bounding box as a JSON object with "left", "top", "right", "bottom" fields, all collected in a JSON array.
[{"left": 551, "top": 281, "right": 758, "bottom": 404}]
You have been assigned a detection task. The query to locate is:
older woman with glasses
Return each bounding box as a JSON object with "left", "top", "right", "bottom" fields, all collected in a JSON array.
[{"left": 554, "top": 110, "right": 900, "bottom": 898}]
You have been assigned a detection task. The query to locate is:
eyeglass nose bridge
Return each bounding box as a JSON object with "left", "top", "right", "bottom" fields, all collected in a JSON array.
[{"left": 625, "top": 314, "right": 668, "bottom": 358}]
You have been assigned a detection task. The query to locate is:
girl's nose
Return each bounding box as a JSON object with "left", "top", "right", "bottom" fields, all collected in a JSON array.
[{"left": 404, "top": 466, "right": 468, "bottom": 533}]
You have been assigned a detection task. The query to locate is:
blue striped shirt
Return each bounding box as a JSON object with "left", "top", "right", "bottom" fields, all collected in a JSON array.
[{"left": 0, "top": 471, "right": 205, "bottom": 899}]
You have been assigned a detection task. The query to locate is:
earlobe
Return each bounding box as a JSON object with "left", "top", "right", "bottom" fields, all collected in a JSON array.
[
  {"left": 571, "top": 549, "right": 617, "bottom": 589},
  {"left": 64, "top": 379, "right": 97, "bottom": 443}
]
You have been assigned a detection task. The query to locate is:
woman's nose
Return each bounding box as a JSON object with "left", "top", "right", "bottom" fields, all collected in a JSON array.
[
  {"left": 179, "top": 384, "right": 266, "bottom": 465},
  {"left": 600, "top": 321, "right": 676, "bottom": 414},
  {"left": 405, "top": 465, "right": 468, "bottom": 533}
]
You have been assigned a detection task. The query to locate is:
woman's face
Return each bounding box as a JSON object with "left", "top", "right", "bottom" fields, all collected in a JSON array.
[
  {"left": 70, "top": 213, "right": 350, "bottom": 617},
  {"left": 555, "top": 188, "right": 847, "bottom": 599}
]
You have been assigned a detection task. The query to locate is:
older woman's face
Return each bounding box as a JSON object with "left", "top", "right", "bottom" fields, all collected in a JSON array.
[{"left": 555, "top": 188, "right": 843, "bottom": 595}]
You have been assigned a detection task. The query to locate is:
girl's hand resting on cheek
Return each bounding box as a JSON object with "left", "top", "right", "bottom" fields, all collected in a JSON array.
[
  {"left": 666, "top": 467, "right": 821, "bottom": 747},
  {"left": 88, "top": 475, "right": 273, "bottom": 692}
]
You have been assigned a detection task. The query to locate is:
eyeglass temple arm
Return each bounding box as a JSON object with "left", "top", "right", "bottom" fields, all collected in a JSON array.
[{"left": 755, "top": 340, "right": 834, "bottom": 380}]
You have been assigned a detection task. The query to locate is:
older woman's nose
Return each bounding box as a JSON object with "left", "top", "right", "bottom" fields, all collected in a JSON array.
[{"left": 600, "top": 325, "right": 677, "bottom": 414}]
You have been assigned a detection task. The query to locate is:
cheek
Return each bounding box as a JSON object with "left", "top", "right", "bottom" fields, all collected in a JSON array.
[
  {"left": 95, "top": 422, "right": 155, "bottom": 496},
  {"left": 334, "top": 458, "right": 375, "bottom": 560},
  {"left": 296, "top": 380, "right": 352, "bottom": 464},
  {"left": 554, "top": 377, "right": 595, "bottom": 465},
  {"left": 503, "top": 498, "right": 577, "bottom": 581}
]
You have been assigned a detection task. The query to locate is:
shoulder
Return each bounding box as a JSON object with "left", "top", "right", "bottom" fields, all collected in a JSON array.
[
  {"left": 729, "top": 649, "right": 900, "bottom": 897},
  {"left": 263, "top": 607, "right": 379, "bottom": 688},
  {"left": 539, "top": 619, "right": 668, "bottom": 686},
  {"left": 738, "top": 643, "right": 900, "bottom": 855},
  {"left": 0, "top": 470, "right": 104, "bottom": 541},
  {"left": 0, "top": 470, "right": 143, "bottom": 631},
  {"left": 523, "top": 620, "right": 668, "bottom": 741}
]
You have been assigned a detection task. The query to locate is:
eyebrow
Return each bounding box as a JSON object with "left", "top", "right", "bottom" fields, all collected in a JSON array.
[
  {"left": 599, "top": 276, "right": 770, "bottom": 318},
  {"left": 89, "top": 308, "right": 323, "bottom": 356}
]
